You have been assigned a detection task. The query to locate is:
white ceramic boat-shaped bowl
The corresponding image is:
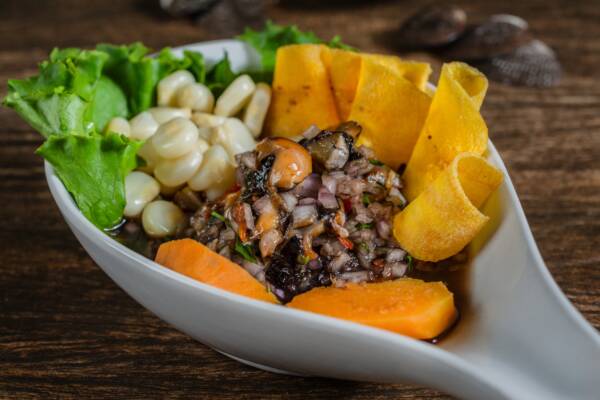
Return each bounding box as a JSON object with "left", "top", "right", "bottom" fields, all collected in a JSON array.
[{"left": 45, "top": 40, "right": 600, "bottom": 400}]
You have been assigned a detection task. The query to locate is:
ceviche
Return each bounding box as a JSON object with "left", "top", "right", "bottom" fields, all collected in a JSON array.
[{"left": 4, "top": 23, "right": 502, "bottom": 341}]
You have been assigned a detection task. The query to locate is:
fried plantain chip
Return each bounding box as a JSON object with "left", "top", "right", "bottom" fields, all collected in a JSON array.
[
  {"left": 329, "top": 49, "right": 432, "bottom": 120},
  {"left": 393, "top": 153, "right": 502, "bottom": 261},
  {"left": 402, "top": 62, "right": 488, "bottom": 201},
  {"left": 265, "top": 44, "right": 340, "bottom": 138},
  {"left": 351, "top": 58, "right": 432, "bottom": 169}
]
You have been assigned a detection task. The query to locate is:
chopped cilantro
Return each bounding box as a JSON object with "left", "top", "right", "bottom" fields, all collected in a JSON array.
[
  {"left": 362, "top": 193, "right": 372, "bottom": 205},
  {"left": 369, "top": 159, "right": 384, "bottom": 166},
  {"left": 234, "top": 238, "right": 257, "bottom": 263},
  {"left": 356, "top": 223, "right": 373, "bottom": 230},
  {"left": 297, "top": 254, "right": 310, "bottom": 265},
  {"left": 406, "top": 254, "right": 414, "bottom": 271},
  {"left": 210, "top": 210, "right": 227, "bottom": 223}
]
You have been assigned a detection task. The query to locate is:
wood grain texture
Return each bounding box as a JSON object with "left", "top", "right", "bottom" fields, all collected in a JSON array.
[{"left": 0, "top": 0, "right": 598, "bottom": 398}]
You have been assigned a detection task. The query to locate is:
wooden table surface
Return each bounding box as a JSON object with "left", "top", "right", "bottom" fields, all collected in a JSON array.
[{"left": 1, "top": 0, "right": 598, "bottom": 398}]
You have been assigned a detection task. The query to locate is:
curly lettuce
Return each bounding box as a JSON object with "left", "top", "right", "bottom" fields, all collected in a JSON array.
[
  {"left": 238, "top": 21, "right": 353, "bottom": 80},
  {"left": 3, "top": 44, "right": 207, "bottom": 229}
]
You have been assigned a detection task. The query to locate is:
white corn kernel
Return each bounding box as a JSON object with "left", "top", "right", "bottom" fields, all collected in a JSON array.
[
  {"left": 209, "top": 118, "right": 256, "bottom": 162},
  {"left": 124, "top": 171, "right": 160, "bottom": 218},
  {"left": 197, "top": 126, "right": 212, "bottom": 141},
  {"left": 130, "top": 111, "right": 159, "bottom": 140},
  {"left": 151, "top": 117, "right": 199, "bottom": 159},
  {"left": 154, "top": 148, "right": 203, "bottom": 187},
  {"left": 157, "top": 70, "right": 195, "bottom": 106},
  {"left": 148, "top": 107, "right": 192, "bottom": 124},
  {"left": 105, "top": 117, "right": 131, "bottom": 137},
  {"left": 243, "top": 83, "right": 271, "bottom": 137},
  {"left": 191, "top": 112, "right": 226, "bottom": 128},
  {"left": 196, "top": 138, "right": 210, "bottom": 154},
  {"left": 136, "top": 139, "right": 162, "bottom": 174},
  {"left": 214, "top": 74, "right": 256, "bottom": 117},
  {"left": 142, "top": 200, "right": 185, "bottom": 238},
  {"left": 175, "top": 82, "right": 214, "bottom": 112},
  {"left": 187, "top": 145, "right": 236, "bottom": 192}
]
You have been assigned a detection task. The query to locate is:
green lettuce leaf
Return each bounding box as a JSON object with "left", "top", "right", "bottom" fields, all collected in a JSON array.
[
  {"left": 3, "top": 48, "right": 113, "bottom": 137},
  {"left": 37, "top": 133, "right": 142, "bottom": 229},
  {"left": 238, "top": 21, "right": 353, "bottom": 79},
  {"left": 206, "top": 53, "right": 237, "bottom": 96},
  {"left": 97, "top": 43, "right": 208, "bottom": 115}
]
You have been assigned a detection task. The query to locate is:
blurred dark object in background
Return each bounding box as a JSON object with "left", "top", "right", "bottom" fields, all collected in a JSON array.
[
  {"left": 440, "top": 15, "right": 531, "bottom": 60},
  {"left": 396, "top": 4, "right": 466, "bottom": 49},
  {"left": 159, "top": 0, "right": 218, "bottom": 16},
  {"left": 159, "top": 0, "right": 266, "bottom": 37},
  {"left": 394, "top": 4, "right": 561, "bottom": 87},
  {"left": 195, "top": 0, "right": 266, "bottom": 36}
]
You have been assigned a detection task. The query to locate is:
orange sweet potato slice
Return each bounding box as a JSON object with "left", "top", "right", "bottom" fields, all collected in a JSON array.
[
  {"left": 155, "top": 239, "right": 278, "bottom": 303},
  {"left": 288, "top": 278, "right": 457, "bottom": 339}
]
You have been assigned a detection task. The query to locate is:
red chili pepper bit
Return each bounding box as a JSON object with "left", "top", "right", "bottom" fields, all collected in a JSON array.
[
  {"left": 338, "top": 236, "right": 354, "bottom": 250},
  {"left": 342, "top": 198, "right": 352, "bottom": 213}
]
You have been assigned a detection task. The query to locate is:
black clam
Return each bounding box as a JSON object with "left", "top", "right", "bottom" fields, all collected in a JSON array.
[
  {"left": 442, "top": 14, "right": 531, "bottom": 60},
  {"left": 474, "top": 40, "right": 562, "bottom": 87},
  {"left": 396, "top": 4, "right": 467, "bottom": 48}
]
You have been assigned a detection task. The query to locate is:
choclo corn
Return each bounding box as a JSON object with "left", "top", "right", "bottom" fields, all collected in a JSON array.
[
  {"left": 151, "top": 117, "right": 199, "bottom": 159},
  {"left": 149, "top": 107, "right": 192, "bottom": 124},
  {"left": 154, "top": 148, "right": 203, "bottom": 187},
  {"left": 123, "top": 171, "right": 160, "bottom": 218},
  {"left": 157, "top": 70, "right": 195, "bottom": 106},
  {"left": 243, "top": 83, "right": 271, "bottom": 137},
  {"left": 214, "top": 74, "right": 256, "bottom": 117},
  {"left": 130, "top": 111, "right": 158, "bottom": 140},
  {"left": 142, "top": 200, "right": 185, "bottom": 238},
  {"left": 105, "top": 117, "right": 131, "bottom": 137},
  {"left": 175, "top": 82, "right": 214, "bottom": 113}
]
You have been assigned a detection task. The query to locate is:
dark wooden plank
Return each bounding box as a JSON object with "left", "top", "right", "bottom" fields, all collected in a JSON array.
[{"left": 0, "top": 0, "right": 598, "bottom": 398}]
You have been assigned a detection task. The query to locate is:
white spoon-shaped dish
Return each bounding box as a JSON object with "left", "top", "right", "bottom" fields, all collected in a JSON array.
[{"left": 45, "top": 40, "right": 600, "bottom": 400}]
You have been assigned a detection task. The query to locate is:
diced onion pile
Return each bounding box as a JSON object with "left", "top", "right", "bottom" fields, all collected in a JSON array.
[{"left": 105, "top": 71, "right": 272, "bottom": 238}]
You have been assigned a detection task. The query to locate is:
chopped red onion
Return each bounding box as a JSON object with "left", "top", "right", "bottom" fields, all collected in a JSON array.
[
  {"left": 294, "top": 173, "right": 321, "bottom": 198},
  {"left": 299, "top": 197, "right": 317, "bottom": 205},
  {"left": 253, "top": 195, "right": 273, "bottom": 215},
  {"left": 235, "top": 151, "right": 257, "bottom": 169},
  {"left": 259, "top": 228, "right": 283, "bottom": 258},
  {"left": 338, "top": 271, "right": 371, "bottom": 283},
  {"left": 321, "top": 174, "right": 337, "bottom": 194},
  {"left": 386, "top": 248, "right": 407, "bottom": 263},
  {"left": 242, "top": 259, "right": 264, "bottom": 277},
  {"left": 388, "top": 187, "right": 407, "bottom": 207},
  {"left": 318, "top": 186, "right": 339, "bottom": 209},
  {"left": 353, "top": 202, "right": 373, "bottom": 223},
  {"left": 241, "top": 202, "right": 255, "bottom": 232},
  {"left": 389, "top": 262, "right": 408, "bottom": 278},
  {"left": 324, "top": 134, "right": 349, "bottom": 170},
  {"left": 292, "top": 204, "right": 317, "bottom": 228},
  {"left": 301, "top": 124, "right": 321, "bottom": 139},
  {"left": 376, "top": 220, "right": 391, "bottom": 239},
  {"left": 279, "top": 191, "right": 298, "bottom": 212},
  {"left": 329, "top": 252, "right": 352, "bottom": 273}
]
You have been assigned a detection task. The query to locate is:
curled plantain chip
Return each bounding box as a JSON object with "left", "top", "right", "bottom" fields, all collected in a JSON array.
[
  {"left": 403, "top": 62, "right": 489, "bottom": 201},
  {"left": 393, "top": 153, "right": 503, "bottom": 262},
  {"left": 265, "top": 44, "right": 340, "bottom": 138}
]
